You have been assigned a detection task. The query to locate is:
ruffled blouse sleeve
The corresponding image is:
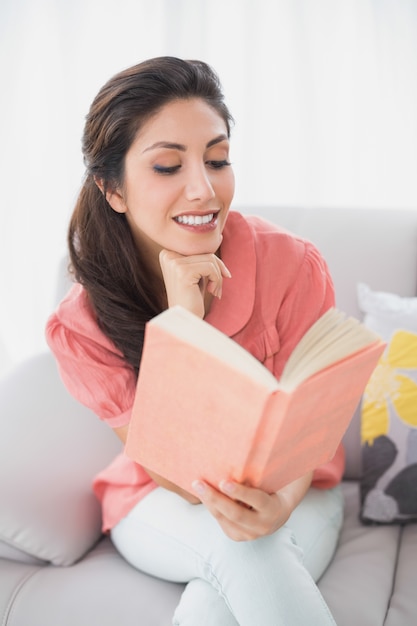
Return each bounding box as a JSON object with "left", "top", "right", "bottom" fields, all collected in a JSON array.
[{"left": 45, "top": 284, "right": 136, "bottom": 429}]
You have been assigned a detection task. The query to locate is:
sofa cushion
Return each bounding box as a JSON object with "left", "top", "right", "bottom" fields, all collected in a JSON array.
[
  {"left": 0, "top": 352, "right": 121, "bottom": 566},
  {"left": 0, "top": 540, "right": 46, "bottom": 565},
  {"left": 358, "top": 284, "right": 417, "bottom": 523},
  {"left": 318, "top": 481, "right": 402, "bottom": 626},
  {"left": 0, "top": 537, "right": 183, "bottom": 626}
]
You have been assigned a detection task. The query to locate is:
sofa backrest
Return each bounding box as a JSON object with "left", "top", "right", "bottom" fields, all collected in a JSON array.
[{"left": 239, "top": 206, "right": 417, "bottom": 478}]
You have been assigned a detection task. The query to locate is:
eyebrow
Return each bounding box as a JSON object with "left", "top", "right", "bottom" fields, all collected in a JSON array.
[{"left": 143, "top": 134, "right": 229, "bottom": 153}]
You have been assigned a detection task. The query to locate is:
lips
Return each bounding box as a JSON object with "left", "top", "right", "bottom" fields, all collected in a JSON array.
[{"left": 174, "top": 212, "right": 216, "bottom": 226}]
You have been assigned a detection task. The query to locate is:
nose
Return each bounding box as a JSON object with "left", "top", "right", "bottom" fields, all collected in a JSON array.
[{"left": 184, "top": 165, "right": 215, "bottom": 203}]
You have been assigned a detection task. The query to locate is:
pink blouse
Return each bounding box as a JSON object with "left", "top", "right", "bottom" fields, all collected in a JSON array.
[{"left": 46, "top": 211, "right": 345, "bottom": 532}]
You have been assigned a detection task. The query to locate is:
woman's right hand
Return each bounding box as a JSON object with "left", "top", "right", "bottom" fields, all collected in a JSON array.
[{"left": 159, "top": 249, "right": 231, "bottom": 318}]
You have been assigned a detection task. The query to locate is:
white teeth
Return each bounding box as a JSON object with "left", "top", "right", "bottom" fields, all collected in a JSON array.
[{"left": 175, "top": 213, "right": 214, "bottom": 226}]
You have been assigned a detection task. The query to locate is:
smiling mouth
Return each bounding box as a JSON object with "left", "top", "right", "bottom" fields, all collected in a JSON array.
[{"left": 174, "top": 213, "right": 216, "bottom": 226}]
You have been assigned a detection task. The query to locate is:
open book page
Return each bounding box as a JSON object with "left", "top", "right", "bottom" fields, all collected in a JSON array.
[
  {"left": 151, "top": 306, "right": 382, "bottom": 394},
  {"left": 280, "top": 308, "right": 382, "bottom": 391}
]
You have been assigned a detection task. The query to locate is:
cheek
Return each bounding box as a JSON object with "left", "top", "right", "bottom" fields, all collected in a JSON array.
[
  {"left": 145, "top": 180, "right": 182, "bottom": 210},
  {"left": 126, "top": 182, "right": 176, "bottom": 219}
]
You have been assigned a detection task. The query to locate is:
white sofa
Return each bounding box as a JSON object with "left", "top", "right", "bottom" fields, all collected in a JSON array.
[{"left": 1, "top": 206, "right": 417, "bottom": 626}]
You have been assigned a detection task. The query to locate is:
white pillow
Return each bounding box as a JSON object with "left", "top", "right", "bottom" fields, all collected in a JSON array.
[
  {"left": 357, "top": 282, "right": 417, "bottom": 341},
  {"left": 0, "top": 352, "right": 121, "bottom": 565}
]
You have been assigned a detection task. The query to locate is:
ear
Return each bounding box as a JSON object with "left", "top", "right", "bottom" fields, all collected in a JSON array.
[{"left": 94, "top": 176, "right": 127, "bottom": 214}]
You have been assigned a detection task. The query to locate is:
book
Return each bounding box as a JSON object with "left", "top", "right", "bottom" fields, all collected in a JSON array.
[{"left": 125, "top": 306, "right": 385, "bottom": 493}]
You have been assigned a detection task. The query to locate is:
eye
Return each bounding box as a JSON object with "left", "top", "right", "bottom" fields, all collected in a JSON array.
[
  {"left": 153, "top": 164, "right": 181, "bottom": 175},
  {"left": 206, "top": 159, "right": 232, "bottom": 170}
]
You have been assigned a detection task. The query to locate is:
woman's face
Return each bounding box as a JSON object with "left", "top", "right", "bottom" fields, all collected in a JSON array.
[{"left": 106, "top": 98, "right": 235, "bottom": 272}]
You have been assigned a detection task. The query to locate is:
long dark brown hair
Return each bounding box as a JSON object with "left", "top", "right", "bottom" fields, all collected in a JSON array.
[{"left": 68, "top": 57, "right": 234, "bottom": 376}]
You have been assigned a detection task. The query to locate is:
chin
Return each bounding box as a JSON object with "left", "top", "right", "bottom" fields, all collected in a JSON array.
[{"left": 179, "top": 236, "right": 223, "bottom": 257}]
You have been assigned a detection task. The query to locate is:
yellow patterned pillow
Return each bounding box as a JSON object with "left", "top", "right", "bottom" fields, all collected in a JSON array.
[{"left": 358, "top": 284, "right": 417, "bottom": 524}]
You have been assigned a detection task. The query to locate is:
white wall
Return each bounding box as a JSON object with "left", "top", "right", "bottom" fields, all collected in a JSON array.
[{"left": 1, "top": 0, "right": 416, "bottom": 367}]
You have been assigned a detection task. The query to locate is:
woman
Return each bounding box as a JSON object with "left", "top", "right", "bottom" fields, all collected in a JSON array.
[{"left": 46, "top": 56, "right": 344, "bottom": 625}]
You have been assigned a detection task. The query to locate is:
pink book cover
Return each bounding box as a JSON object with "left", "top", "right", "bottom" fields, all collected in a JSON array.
[{"left": 125, "top": 317, "right": 385, "bottom": 493}]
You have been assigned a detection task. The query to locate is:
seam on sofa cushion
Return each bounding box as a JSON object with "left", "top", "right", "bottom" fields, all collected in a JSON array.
[
  {"left": 384, "top": 525, "right": 404, "bottom": 625},
  {"left": 1, "top": 568, "right": 44, "bottom": 626}
]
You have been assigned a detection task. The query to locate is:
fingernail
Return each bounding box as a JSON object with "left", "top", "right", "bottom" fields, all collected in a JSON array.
[
  {"left": 192, "top": 480, "right": 206, "bottom": 496},
  {"left": 219, "top": 480, "right": 235, "bottom": 494}
]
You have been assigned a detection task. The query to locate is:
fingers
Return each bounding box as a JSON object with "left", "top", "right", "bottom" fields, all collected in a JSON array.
[
  {"left": 192, "top": 480, "right": 284, "bottom": 542},
  {"left": 159, "top": 250, "right": 231, "bottom": 317},
  {"left": 160, "top": 250, "right": 231, "bottom": 287},
  {"left": 192, "top": 480, "right": 257, "bottom": 541}
]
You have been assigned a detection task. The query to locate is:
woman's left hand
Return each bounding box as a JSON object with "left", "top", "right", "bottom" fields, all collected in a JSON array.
[{"left": 192, "top": 472, "right": 313, "bottom": 541}]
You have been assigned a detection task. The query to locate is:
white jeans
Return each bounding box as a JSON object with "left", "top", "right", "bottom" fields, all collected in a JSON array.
[{"left": 111, "top": 485, "right": 343, "bottom": 626}]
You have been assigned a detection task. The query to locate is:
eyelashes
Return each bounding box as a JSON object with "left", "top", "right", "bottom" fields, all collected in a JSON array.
[
  {"left": 207, "top": 159, "right": 232, "bottom": 170},
  {"left": 153, "top": 165, "right": 181, "bottom": 175},
  {"left": 153, "top": 160, "right": 231, "bottom": 175}
]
